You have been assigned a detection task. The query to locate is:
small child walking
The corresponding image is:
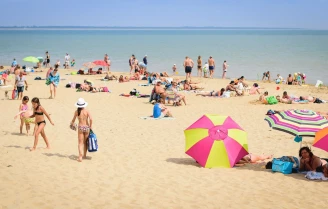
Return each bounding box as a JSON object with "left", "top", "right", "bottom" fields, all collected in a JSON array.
[{"left": 14, "top": 96, "right": 35, "bottom": 135}]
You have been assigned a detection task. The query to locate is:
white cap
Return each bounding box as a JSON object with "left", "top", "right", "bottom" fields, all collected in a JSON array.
[
  {"left": 145, "top": 55, "right": 147, "bottom": 57},
  {"left": 174, "top": 64, "right": 176, "bottom": 65}
]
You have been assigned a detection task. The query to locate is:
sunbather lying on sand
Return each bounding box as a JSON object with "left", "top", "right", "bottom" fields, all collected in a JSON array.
[
  {"left": 104, "top": 72, "right": 118, "bottom": 80},
  {"left": 130, "top": 72, "right": 141, "bottom": 80},
  {"left": 183, "top": 80, "right": 203, "bottom": 90},
  {"left": 235, "top": 153, "right": 273, "bottom": 166},
  {"left": 276, "top": 96, "right": 309, "bottom": 104},
  {"left": 196, "top": 88, "right": 225, "bottom": 97},
  {"left": 299, "top": 96, "right": 326, "bottom": 103},
  {"left": 119, "top": 75, "right": 130, "bottom": 83}
]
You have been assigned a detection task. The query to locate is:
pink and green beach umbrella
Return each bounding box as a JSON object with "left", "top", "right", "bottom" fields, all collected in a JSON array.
[
  {"left": 184, "top": 114, "right": 248, "bottom": 168},
  {"left": 265, "top": 109, "right": 328, "bottom": 137}
]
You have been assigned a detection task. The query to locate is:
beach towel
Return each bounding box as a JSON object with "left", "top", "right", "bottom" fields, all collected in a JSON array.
[
  {"left": 138, "top": 83, "right": 150, "bottom": 86},
  {"left": 0, "top": 85, "right": 12, "bottom": 88},
  {"left": 305, "top": 172, "right": 328, "bottom": 180},
  {"left": 47, "top": 72, "right": 60, "bottom": 86},
  {"left": 139, "top": 116, "right": 175, "bottom": 120},
  {"left": 120, "top": 94, "right": 150, "bottom": 98}
]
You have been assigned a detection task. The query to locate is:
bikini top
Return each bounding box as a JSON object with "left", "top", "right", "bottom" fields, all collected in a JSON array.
[{"left": 35, "top": 106, "right": 43, "bottom": 115}]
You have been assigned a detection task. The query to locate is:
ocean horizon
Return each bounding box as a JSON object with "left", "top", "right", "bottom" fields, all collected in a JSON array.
[{"left": 0, "top": 28, "right": 327, "bottom": 84}]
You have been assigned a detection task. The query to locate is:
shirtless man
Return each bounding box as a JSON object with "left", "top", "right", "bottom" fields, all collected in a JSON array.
[
  {"left": 154, "top": 81, "right": 167, "bottom": 104},
  {"left": 104, "top": 54, "right": 110, "bottom": 71},
  {"left": 183, "top": 56, "right": 194, "bottom": 80},
  {"left": 129, "top": 55, "right": 135, "bottom": 74},
  {"left": 222, "top": 60, "right": 228, "bottom": 79},
  {"left": 208, "top": 56, "right": 215, "bottom": 78},
  {"left": 286, "top": 74, "right": 294, "bottom": 85}
]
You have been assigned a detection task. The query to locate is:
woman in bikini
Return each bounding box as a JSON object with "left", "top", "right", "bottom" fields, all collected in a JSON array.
[
  {"left": 196, "top": 88, "right": 225, "bottom": 97},
  {"left": 29, "top": 97, "right": 54, "bottom": 151},
  {"left": 45, "top": 51, "right": 50, "bottom": 68},
  {"left": 299, "top": 146, "right": 327, "bottom": 172},
  {"left": 70, "top": 98, "right": 93, "bottom": 162},
  {"left": 183, "top": 80, "right": 203, "bottom": 91},
  {"left": 197, "top": 56, "right": 202, "bottom": 77}
]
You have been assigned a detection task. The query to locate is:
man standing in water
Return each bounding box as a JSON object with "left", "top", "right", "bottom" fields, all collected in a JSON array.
[
  {"left": 64, "top": 53, "right": 70, "bottom": 69},
  {"left": 222, "top": 60, "right": 228, "bottom": 79},
  {"left": 104, "top": 54, "right": 110, "bottom": 71},
  {"left": 208, "top": 56, "right": 215, "bottom": 78},
  {"left": 183, "top": 56, "right": 194, "bottom": 80},
  {"left": 143, "top": 55, "right": 148, "bottom": 66}
]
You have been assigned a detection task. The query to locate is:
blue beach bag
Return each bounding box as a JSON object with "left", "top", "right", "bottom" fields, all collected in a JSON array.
[
  {"left": 272, "top": 158, "right": 293, "bottom": 174},
  {"left": 88, "top": 129, "right": 98, "bottom": 152}
]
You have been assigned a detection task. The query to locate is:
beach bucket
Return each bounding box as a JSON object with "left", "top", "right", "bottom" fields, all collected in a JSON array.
[{"left": 315, "top": 80, "right": 323, "bottom": 88}]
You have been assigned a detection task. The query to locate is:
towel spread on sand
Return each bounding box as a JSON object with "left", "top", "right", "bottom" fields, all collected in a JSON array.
[
  {"left": 139, "top": 116, "right": 175, "bottom": 120},
  {"left": 305, "top": 172, "right": 328, "bottom": 180},
  {"left": 0, "top": 85, "right": 12, "bottom": 88}
]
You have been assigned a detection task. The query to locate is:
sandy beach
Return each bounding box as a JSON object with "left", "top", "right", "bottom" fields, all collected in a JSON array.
[{"left": 1, "top": 68, "right": 328, "bottom": 209}]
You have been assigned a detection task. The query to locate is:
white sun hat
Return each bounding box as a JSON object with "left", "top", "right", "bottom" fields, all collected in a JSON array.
[{"left": 75, "top": 98, "right": 88, "bottom": 108}]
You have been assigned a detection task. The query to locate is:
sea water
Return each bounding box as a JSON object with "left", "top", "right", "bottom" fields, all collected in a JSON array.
[{"left": 0, "top": 28, "right": 327, "bottom": 84}]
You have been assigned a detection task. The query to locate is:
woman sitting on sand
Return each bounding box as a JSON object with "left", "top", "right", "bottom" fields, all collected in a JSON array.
[
  {"left": 183, "top": 80, "right": 203, "bottom": 91},
  {"left": 235, "top": 153, "right": 273, "bottom": 166},
  {"left": 249, "top": 83, "right": 261, "bottom": 95},
  {"left": 171, "top": 82, "right": 187, "bottom": 105},
  {"left": 299, "top": 146, "right": 327, "bottom": 172},
  {"left": 239, "top": 76, "right": 248, "bottom": 87},
  {"left": 196, "top": 88, "right": 225, "bottom": 97}
]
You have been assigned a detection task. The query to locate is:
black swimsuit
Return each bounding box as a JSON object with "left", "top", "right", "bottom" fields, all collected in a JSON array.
[{"left": 35, "top": 106, "right": 46, "bottom": 126}]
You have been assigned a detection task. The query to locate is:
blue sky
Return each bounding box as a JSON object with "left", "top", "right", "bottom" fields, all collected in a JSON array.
[{"left": 1, "top": 0, "right": 327, "bottom": 29}]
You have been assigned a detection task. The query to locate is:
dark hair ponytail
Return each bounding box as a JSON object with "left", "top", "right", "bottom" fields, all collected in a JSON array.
[{"left": 77, "top": 107, "right": 83, "bottom": 116}]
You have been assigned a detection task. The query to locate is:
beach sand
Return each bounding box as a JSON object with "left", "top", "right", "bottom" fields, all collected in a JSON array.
[{"left": 0, "top": 68, "right": 328, "bottom": 209}]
